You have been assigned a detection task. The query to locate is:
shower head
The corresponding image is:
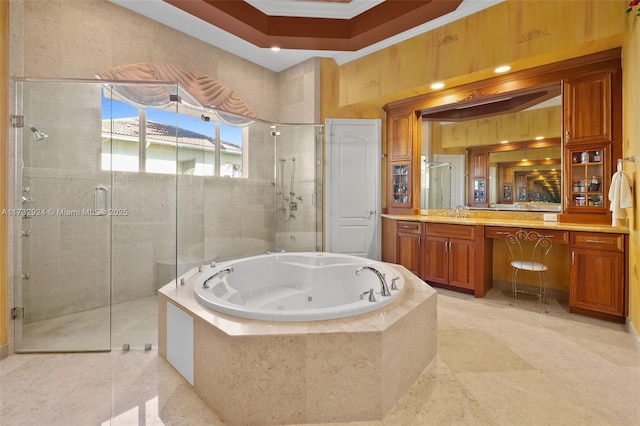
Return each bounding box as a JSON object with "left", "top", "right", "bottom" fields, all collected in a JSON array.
[{"left": 29, "top": 126, "right": 48, "bottom": 141}]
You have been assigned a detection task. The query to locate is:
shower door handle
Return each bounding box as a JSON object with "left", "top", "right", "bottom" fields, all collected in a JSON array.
[{"left": 95, "top": 185, "right": 109, "bottom": 216}]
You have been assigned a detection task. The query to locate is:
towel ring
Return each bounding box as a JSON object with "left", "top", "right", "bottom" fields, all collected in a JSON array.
[{"left": 617, "top": 156, "right": 635, "bottom": 172}]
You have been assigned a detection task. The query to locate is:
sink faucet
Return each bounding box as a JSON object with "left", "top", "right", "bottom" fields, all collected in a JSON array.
[
  {"left": 202, "top": 267, "right": 234, "bottom": 289},
  {"left": 455, "top": 205, "right": 462, "bottom": 218},
  {"left": 355, "top": 266, "right": 391, "bottom": 296}
]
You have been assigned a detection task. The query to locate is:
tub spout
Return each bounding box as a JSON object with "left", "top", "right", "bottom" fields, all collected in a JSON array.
[
  {"left": 355, "top": 266, "right": 391, "bottom": 297},
  {"left": 202, "top": 267, "right": 234, "bottom": 289}
]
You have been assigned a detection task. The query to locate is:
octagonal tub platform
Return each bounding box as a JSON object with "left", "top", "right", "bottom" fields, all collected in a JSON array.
[{"left": 158, "top": 260, "right": 436, "bottom": 425}]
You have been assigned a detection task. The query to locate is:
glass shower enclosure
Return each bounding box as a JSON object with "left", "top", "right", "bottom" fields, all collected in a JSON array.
[
  {"left": 13, "top": 78, "right": 322, "bottom": 352},
  {"left": 421, "top": 158, "right": 452, "bottom": 209}
]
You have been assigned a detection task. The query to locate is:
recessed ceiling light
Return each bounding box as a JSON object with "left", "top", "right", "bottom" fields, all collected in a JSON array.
[
  {"left": 494, "top": 65, "right": 511, "bottom": 73},
  {"left": 500, "top": 140, "right": 509, "bottom": 144},
  {"left": 535, "top": 136, "right": 544, "bottom": 140},
  {"left": 431, "top": 82, "right": 445, "bottom": 90},
  {"left": 271, "top": 46, "right": 281, "bottom": 52}
]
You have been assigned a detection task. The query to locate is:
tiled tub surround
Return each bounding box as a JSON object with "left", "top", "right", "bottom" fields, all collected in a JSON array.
[{"left": 158, "top": 264, "right": 436, "bottom": 425}]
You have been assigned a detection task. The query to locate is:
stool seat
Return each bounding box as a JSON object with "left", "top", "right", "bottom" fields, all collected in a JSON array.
[
  {"left": 510, "top": 260, "right": 548, "bottom": 272},
  {"left": 506, "top": 230, "right": 553, "bottom": 311}
]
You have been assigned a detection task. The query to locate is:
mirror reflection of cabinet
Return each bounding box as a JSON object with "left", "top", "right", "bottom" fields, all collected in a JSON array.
[
  {"left": 469, "top": 152, "right": 488, "bottom": 207},
  {"left": 467, "top": 139, "right": 561, "bottom": 208},
  {"left": 473, "top": 180, "right": 486, "bottom": 203}
]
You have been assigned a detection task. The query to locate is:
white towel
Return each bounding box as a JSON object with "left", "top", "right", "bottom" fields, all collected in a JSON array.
[{"left": 608, "top": 170, "right": 633, "bottom": 224}]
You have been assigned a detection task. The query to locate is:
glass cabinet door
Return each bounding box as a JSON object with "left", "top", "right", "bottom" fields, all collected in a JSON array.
[
  {"left": 391, "top": 162, "right": 411, "bottom": 206},
  {"left": 567, "top": 146, "right": 609, "bottom": 211}
]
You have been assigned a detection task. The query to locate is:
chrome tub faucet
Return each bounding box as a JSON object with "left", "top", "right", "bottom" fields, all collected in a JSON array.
[
  {"left": 202, "top": 267, "right": 234, "bottom": 289},
  {"left": 355, "top": 266, "right": 391, "bottom": 297}
]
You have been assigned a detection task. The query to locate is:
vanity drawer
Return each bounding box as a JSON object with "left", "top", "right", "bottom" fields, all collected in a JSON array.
[
  {"left": 532, "top": 229, "right": 569, "bottom": 245},
  {"left": 397, "top": 221, "right": 422, "bottom": 234},
  {"left": 485, "top": 226, "right": 519, "bottom": 239},
  {"left": 485, "top": 227, "right": 569, "bottom": 244},
  {"left": 424, "top": 223, "right": 475, "bottom": 240},
  {"left": 570, "top": 232, "right": 624, "bottom": 252}
]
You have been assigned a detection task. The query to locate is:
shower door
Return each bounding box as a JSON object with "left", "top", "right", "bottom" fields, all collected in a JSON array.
[{"left": 14, "top": 80, "right": 112, "bottom": 351}]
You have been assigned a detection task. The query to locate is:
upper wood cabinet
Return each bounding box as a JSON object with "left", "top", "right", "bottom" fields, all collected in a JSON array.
[
  {"left": 563, "top": 70, "right": 613, "bottom": 145},
  {"left": 388, "top": 110, "right": 416, "bottom": 161}
]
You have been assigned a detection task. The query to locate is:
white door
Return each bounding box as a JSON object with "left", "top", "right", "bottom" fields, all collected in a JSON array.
[{"left": 325, "top": 118, "right": 381, "bottom": 260}]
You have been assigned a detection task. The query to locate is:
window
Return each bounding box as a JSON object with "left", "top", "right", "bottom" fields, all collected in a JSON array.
[{"left": 101, "top": 89, "right": 246, "bottom": 177}]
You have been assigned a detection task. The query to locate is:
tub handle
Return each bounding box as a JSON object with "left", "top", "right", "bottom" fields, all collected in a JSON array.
[
  {"left": 95, "top": 185, "right": 109, "bottom": 216},
  {"left": 390, "top": 276, "right": 400, "bottom": 291},
  {"left": 360, "top": 288, "right": 376, "bottom": 302}
]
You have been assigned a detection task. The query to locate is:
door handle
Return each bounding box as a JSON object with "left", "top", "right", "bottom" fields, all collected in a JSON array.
[
  {"left": 366, "top": 209, "right": 376, "bottom": 219},
  {"left": 95, "top": 185, "right": 109, "bottom": 216}
]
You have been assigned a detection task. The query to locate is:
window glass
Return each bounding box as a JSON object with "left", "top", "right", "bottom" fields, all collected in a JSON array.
[
  {"left": 101, "top": 89, "right": 246, "bottom": 177},
  {"left": 220, "top": 123, "right": 243, "bottom": 177},
  {"left": 101, "top": 89, "right": 140, "bottom": 172}
]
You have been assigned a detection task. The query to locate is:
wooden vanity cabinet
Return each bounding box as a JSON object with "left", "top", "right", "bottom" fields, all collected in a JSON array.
[
  {"left": 381, "top": 217, "right": 397, "bottom": 263},
  {"left": 569, "top": 232, "right": 627, "bottom": 322},
  {"left": 396, "top": 221, "right": 422, "bottom": 276},
  {"left": 422, "top": 223, "right": 475, "bottom": 292}
]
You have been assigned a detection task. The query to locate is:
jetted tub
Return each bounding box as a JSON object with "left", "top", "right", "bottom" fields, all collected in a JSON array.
[{"left": 193, "top": 252, "right": 405, "bottom": 321}]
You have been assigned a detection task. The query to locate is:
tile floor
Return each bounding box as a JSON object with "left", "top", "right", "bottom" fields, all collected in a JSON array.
[
  {"left": 17, "top": 296, "right": 158, "bottom": 352},
  {"left": 1, "top": 288, "right": 639, "bottom": 426}
]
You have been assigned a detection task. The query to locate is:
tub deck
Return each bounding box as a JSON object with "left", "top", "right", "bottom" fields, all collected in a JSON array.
[{"left": 158, "top": 262, "right": 437, "bottom": 425}]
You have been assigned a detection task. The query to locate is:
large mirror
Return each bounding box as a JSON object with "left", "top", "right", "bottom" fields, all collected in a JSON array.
[{"left": 420, "top": 84, "right": 562, "bottom": 212}]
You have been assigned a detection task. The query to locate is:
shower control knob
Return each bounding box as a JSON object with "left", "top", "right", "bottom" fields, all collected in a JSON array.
[
  {"left": 21, "top": 273, "right": 30, "bottom": 280},
  {"left": 22, "top": 186, "right": 31, "bottom": 193}
]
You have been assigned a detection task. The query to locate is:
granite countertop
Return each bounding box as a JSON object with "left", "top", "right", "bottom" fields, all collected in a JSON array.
[{"left": 381, "top": 210, "right": 629, "bottom": 234}]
